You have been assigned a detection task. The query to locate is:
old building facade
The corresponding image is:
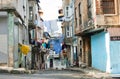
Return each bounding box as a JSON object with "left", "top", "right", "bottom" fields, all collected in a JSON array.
[
  {"left": 0, "top": 0, "right": 29, "bottom": 67},
  {"left": 92, "top": 0, "right": 120, "bottom": 74},
  {"left": 74, "top": 0, "right": 120, "bottom": 73},
  {"left": 74, "top": 0, "right": 91, "bottom": 67},
  {"left": 61, "top": 0, "right": 78, "bottom": 67},
  {"left": 28, "top": 0, "right": 44, "bottom": 69},
  {"left": 0, "top": 0, "right": 43, "bottom": 69}
]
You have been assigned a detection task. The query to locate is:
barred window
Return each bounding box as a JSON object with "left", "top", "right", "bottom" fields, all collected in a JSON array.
[{"left": 101, "top": 0, "right": 115, "bottom": 14}]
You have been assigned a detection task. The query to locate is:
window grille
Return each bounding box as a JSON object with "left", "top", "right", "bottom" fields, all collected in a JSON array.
[{"left": 101, "top": 0, "right": 115, "bottom": 14}]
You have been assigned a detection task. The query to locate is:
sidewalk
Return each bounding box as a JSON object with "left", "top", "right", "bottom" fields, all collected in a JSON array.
[
  {"left": 66, "top": 67, "right": 112, "bottom": 79},
  {"left": 0, "top": 66, "right": 36, "bottom": 74},
  {"left": 0, "top": 66, "right": 114, "bottom": 78}
]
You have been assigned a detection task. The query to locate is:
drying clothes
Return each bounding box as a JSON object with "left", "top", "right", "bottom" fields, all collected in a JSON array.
[
  {"left": 49, "top": 20, "right": 59, "bottom": 32},
  {"left": 43, "top": 20, "right": 59, "bottom": 34}
]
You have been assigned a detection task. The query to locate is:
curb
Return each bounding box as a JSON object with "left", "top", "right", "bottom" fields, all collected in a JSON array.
[
  {"left": 0, "top": 69, "right": 10, "bottom": 73},
  {"left": 0, "top": 69, "right": 37, "bottom": 74},
  {"left": 65, "top": 68, "right": 112, "bottom": 79},
  {"left": 64, "top": 68, "right": 86, "bottom": 73}
]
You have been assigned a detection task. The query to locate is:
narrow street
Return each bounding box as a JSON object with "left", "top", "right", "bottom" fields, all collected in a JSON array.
[
  {"left": 0, "top": 0, "right": 120, "bottom": 79},
  {"left": 0, "top": 70, "right": 109, "bottom": 79}
]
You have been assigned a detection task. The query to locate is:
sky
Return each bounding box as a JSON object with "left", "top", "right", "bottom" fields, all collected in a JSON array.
[
  {"left": 40, "top": 0, "right": 62, "bottom": 20},
  {"left": 40, "top": 0, "right": 62, "bottom": 35}
]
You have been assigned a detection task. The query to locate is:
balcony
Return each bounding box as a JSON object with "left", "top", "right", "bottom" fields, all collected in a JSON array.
[
  {"left": 82, "top": 19, "right": 95, "bottom": 31},
  {"left": 75, "top": 26, "right": 82, "bottom": 35},
  {"left": 64, "top": 37, "right": 72, "bottom": 45},
  {"left": 0, "top": 0, "right": 17, "bottom": 10},
  {"left": 74, "top": 21, "right": 95, "bottom": 36}
]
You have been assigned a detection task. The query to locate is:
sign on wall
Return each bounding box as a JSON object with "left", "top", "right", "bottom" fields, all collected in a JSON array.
[{"left": 110, "top": 36, "right": 120, "bottom": 41}]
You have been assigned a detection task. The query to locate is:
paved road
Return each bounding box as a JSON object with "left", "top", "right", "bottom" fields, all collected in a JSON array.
[{"left": 0, "top": 70, "right": 115, "bottom": 79}]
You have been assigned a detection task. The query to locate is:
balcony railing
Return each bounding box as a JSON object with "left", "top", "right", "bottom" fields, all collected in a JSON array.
[
  {"left": 0, "top": 0, "right": 17, "bottom": 10},
  {"left": 75, "top": 19, "right": 95, "bottom": 35},
  {"left": 82, "top": 19, "right": 95, "bottom": 31},
  {"left": 64, "top": 37, "right": 72, "bottom": 44}
]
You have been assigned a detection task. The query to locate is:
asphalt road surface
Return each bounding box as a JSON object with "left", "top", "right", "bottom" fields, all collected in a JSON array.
[{"left": 0, "top": 70, "right": 115, "bottom": 79}]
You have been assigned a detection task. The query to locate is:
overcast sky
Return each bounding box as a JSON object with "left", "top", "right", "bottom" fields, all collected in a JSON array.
[{"left": 40, "top": 0, "right": 62, "bottom": 20}]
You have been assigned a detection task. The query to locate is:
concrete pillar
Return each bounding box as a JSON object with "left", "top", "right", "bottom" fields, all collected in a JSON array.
[{"left": 8, "top": 12, "right": 14, "bottom": 67}]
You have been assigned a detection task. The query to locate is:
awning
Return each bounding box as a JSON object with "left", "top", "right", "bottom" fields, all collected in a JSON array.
[{"left": 75, "top": 28, "right": 104, "bottom": 36}]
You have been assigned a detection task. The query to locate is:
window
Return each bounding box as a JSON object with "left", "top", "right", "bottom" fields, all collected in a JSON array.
[
  {"left": 70, "top": 26, "right": 73, "bottom": 36},
  {"left": 79, "top": 40, "right": 82, "bottom": 57},
  {"left": 75, "top": 8, "right": 77, "bottom": 27},
  {"left": 29, "top": 7, "right": 33, "bottom": 21},
  {"left": 35, "top": 14, "right": 37, "bottom": 20},
  {"left": 78, "top": 3, "right": 82, "bottom": 25},
  {"left": 66, "top": 7, "right": 69, "bottom": 16},
  {"left": 80, "top": 40, "right": 82, "bottom": 46},
  {"left": 66, "top": 26, "right": 71, "bottom": 37},
  {"left": 101, "top": 0, "right": 115, "bottom": 14},
  {"left": 79, "top": 48, "right": 82, "bottom": 57},
  {"left": 66, "top": 26, "right": 70, "bottom": 37},
  {"left": 78, "top": 3, "right": 81, "bottom": 17},
  {"left": 87, "top": 0, "right": 92, "bottom": 18},
  {"left": 66, "top": 6, "right": 68, "bottom": 10}
]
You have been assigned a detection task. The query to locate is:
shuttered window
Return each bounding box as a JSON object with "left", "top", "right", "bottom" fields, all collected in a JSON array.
[{"left": 101, "top": 0, "right": 115, "bottom": 14}]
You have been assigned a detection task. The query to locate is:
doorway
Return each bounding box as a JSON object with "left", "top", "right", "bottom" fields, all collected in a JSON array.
[{"left": 50, "top": 59, "right": 53, "bottom": 68}]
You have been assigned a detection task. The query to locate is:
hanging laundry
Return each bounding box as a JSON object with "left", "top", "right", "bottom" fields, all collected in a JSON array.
[
  {"left": 49, "top": 38, "right": 62, "bottom": 54},
  {"left": 20, "top": 44, "right": 30, "bottom": 55},
  {"left": 49, "top": 20, "right": 59, "bottom": 32},
  {"left": 43, "top": 21, "right": 51, "bottom": 33},
  {"left": 43, "top": 20, "right": 59, "bottom": 35}
]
